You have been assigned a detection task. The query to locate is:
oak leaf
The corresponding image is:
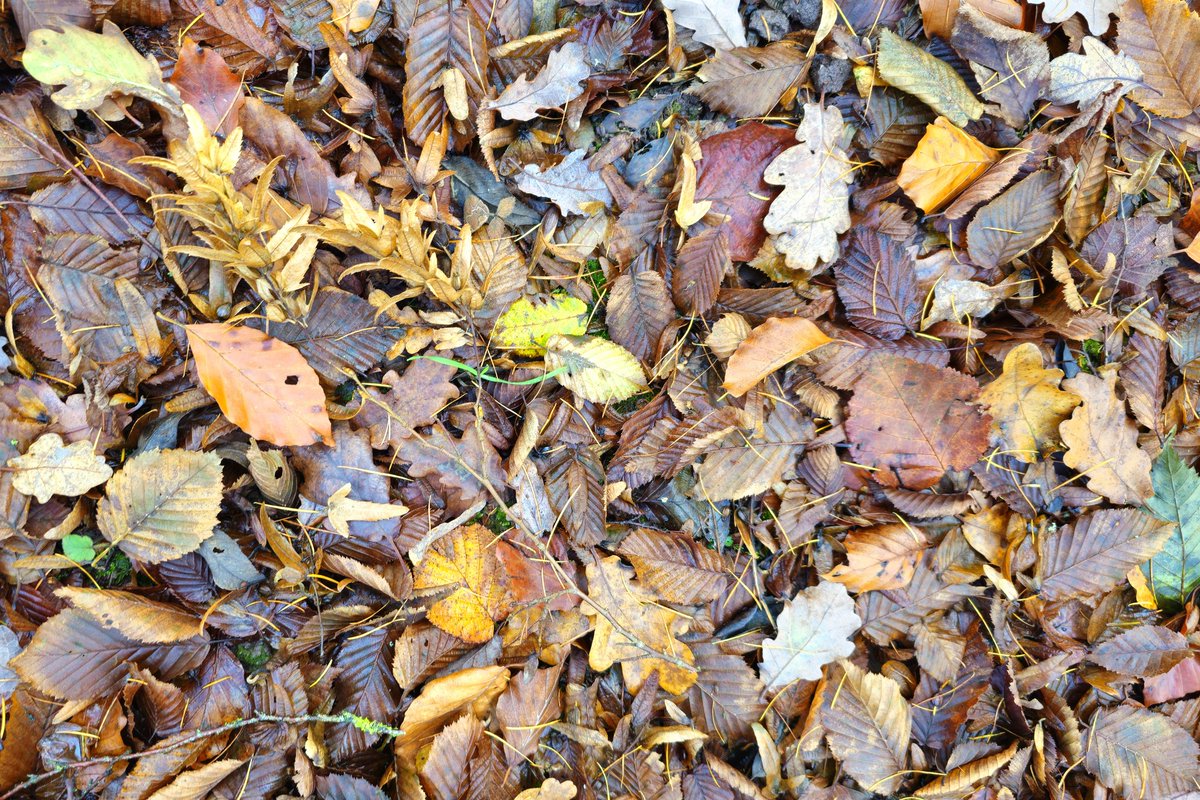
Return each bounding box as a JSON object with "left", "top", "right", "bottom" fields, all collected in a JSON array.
[
  {"left": 412, "top": 524, "right": 512, "bottom": 644},
  {"left": 515, "top": 150, "right": 612, "bottom": 216},
  {"left": 1060, "top": 370, "right": 1153, "bottom": 505},
  {"left": 762, "top": 103, "right": 852, "bottom": 272},
  {"left": 1047, "top": 37, "right": 1143, "bottom": 105},
  {"left": 186, "top": 324, "right": 332, "bottom": 447},
  {"left": 661, "top": 0, "right": 747, "bottom": 51},
  {"left": 96, "top": 449, "right": 223, "bottom": 564},
  {"left": 979, "top": 343, "right": 1080, "bottom": 463},
  {"left": 846, "top": 359, "right": 991, "bottom": 489},
  {"left": 8, "top": 432, "right": 111, "bottom": 504},
  {"left": 487, "top": 42, "right": 589, "bottom": 121},
  {"left": 584, "top": 556, "right": 697, "bottom": 695},
  {"left": 760, "top": 580, "right": 860, "bottom": 691},
  {"left": 722, "top": 316, "right": 833, "bottom": 398}
]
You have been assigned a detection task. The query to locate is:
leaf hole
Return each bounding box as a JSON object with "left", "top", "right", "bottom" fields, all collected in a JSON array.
[{"left": 285, "top": 375, "right": 299, "bottom": 385}]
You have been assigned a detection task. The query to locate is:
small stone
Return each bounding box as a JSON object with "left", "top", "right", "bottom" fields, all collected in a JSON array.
[
  {"left": 781, "top": 0, "right": 823, "bottom": 29},
  {"left": 748, "top": 9, "right": 790, "bottom": 42},
  {"left": 811, "top": 54, "right": 852, "bottom": 95}
]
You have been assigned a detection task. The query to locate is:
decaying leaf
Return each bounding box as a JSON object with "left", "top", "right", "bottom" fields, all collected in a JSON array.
[
  {"left": 412, "top": 524, "right": 512, "bottom": 644},
  {"left": 488, "top": 42, "right": 589, "bottom": 121},
  {"left": 877, "top": 30, "right": 985, "bottom": 126},
  {"left": 8, "top": 432, "right": 111, "bottom": 504},
  {"left": 822, "top": 659, "right": 912, "bottom": 796},
  {"left": 661, "top": 0, "right": 747, "bottom": 51},
  {"left": 186, "top": 324, "right": 333, "bottom": 447},
  {"left": 824, "top": 524, "right": 928, "bottom": 593},
  {"left": 1117, "top": 0, "right": 1200, "bottom": 118},
  {"left": 762, "top": 103, "right": 852, "bottom": 272},
  {"left": 546, "top": 334, "right": 648, "bottom": 404},
  {"left": 1059, "top": 369, "right": 1154, "bottom": 505},
  {"left": 760, "top": 579, "right": 860, "bottom": 691}
]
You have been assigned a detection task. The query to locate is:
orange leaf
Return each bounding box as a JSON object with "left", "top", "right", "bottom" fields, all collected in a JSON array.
[
  {"left": 185, "top": 323, "right": 332, "bottom": 447},
  {"left": 823, "top": 524, "right": 928, "bottom": 593},
  {"left": 896, "top": 117, "right": 999, "bottom": 213},
  {"left": 722, "top": 316, "right": 832, "bottom": 397}
]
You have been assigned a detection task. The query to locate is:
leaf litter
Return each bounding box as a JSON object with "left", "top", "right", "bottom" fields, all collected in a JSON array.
[{"left": 2, "top": 0, "right": 1200, "bottom": 798}]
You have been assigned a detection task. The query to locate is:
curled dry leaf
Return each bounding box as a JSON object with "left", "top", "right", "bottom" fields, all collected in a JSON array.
[
  {"left": 897, "top": 117, "right": 999, "bottom": 212},
  {"left": 1059, "top": 369, "right": 1153, "bottom": 505}
]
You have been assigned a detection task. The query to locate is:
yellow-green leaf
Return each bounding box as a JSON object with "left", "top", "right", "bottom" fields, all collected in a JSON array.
[
  {"left": 877, "top": 30, "right": 984, "bottom": 126},
  {"left": 491, "top": 294, "right": 588, "bottom": 356},
  {"left": 546, "top": 334, "right": 648, "bottom": 404},
  {"left": 22, "top": 21, "right": 181, "bottom": 116}
]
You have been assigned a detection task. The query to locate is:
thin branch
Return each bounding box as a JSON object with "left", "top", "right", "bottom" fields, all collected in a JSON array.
[{"left": 0, "top": 712, "right": 401, "bottom": 799}]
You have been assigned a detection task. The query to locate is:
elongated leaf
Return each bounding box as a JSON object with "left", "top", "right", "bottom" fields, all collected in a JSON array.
[
  {"left": 1091, "top": 626, "right": 1191, "bottom": 677},
  {"left": 1143, "top": 443, "right": 1200, "bottom": 609},
  {"left": 11, "top": 607, "right": 208, "bottom": 701},
  {"left": 822, "top": 660, "right": 911, "bottom": 796},
  {"left": 836, "top": 229, "right": 921, "bottom": 340},
  {"left": 186, "top": 323, "right": 333, "bottom": 447},
  {"left": 97, "top": 448, "right": 223, "bottom": 564},
  {"left": 1117, "top": 0, "right": 1200, "bottom": 118},
  {"left": 617, "top": 528, "right": 731, "bottom": 604},
  {"left": 546, "top": 334, "right": 647, "bottom": 403},
  {"left": 695, "top": 402, "right": 813, "bottom": 501},
  {"left": 1037, "top": 508, "right": 1171, "bottom": 602},
  {"left": 673, "top": 228, "right": 730, "bottom": 316},
  {"left": 402, "top": 0, "right": 489, "bottom": 146},
  {"left": 877, "top": 29, "right": 984, "bottom": 126},
  {"left": 1085, "top": 705, "right": 1200, "bottom": 798},
  {"left": 688, "top": 44, "right": 808, "bottom": 118},
  {"left": 723, "top": 316, "right": 832, "bottom": 397},
  {"left": 686, "top": 637, "right": 766, "bottom": 740},
  {"left": 607, "top": 271, "right": 672, "bottom": 366},
  {"left": 55, "top": 587, "right": 203, "bottom": 644},
  {"left": 967, "top": 170, "right": 1061, "bottom": 269},
  {"left": 260, "top": 289, "right": 394, "bottom": 385},
  {"left": 29, "top": 180, "right": 151, "bottom": 244}
]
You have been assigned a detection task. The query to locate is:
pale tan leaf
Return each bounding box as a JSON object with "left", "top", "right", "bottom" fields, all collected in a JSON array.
[
  {"left": 1037, "top": 508, "right": 1171, "bottom": 602},
  {"left": 688, "top": 44, "right": 807, "bottom": 118},
  {"left": 1059, "top": 369, "right": 1154, "bottom": 505},
  {"left": 396, "top": 665, "right": 510, "bottom": 768},
  {"left": 966, "top": 170, "right": 1061, "bottom": 269},
  {"left": 661, "top": 0, "right": 747, "bottom": 50},
  {"left": 760, "top": 580, "right": 860, "bottom": 692},
  {"left": 1117, "top": 0, "right": 1200, "bottom": 118},
  {"left": 145, "top": 759, "right": 245, "bottom": 800},
  {"left": 8, "top": 433, "right": 111, "bottom": 504},
  {"left": 1085, "top": 705, "right": 1200, "bottom": 798},
  {"left": 55, "top": 587, "right": 202, "bottom": 644},
  {"left": 487, "top": 42, "right": 589, "bottom": 121},
  {"left": 822, "top": 660, "right": 911, "bottom": 796}
]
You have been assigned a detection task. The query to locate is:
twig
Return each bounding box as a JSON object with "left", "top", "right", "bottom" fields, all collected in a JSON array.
[{"left": 0, "top": 711, "right": 401, "bottom": 799}]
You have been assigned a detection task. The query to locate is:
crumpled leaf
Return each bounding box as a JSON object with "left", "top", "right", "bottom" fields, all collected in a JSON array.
[
  {"left": 546, "top": 334, "right": 648, "bottom": 403},
  {"left": 897, "top": 117, "right": 999, "bottom": 212},
  {"left": 96, "top": 449, "right": 223, "bottom": 564},
  {"left": 1060, "top": 369, "right": 1154, "bottom": 505},
  {"left": 487, "top": 42, "right": 590, "bottom": 121},
  {"left": 762, "top": 103, "right": 852, "bottom": 272},
  {"left": 760, "top": 580, "right": 860, "bottom": 691},
  {"left": 22, "top": 21, "right": 182, "bottom": 116},
  {"left": 1047, "top": 36, "right": 1143, "bottom": 105},
  {"left": 661, "top": 0, "right": 747, "bottom": 51},
  {"left": 877, "top": 29, "right": 984, "bottom": 126},
  {"left": 584, "top": 556, "right": 697, "bottom": 695},
  {"left": 412, "top": 524, "right": 512, "bottom": 644},
  {"left": 326, "top": 483, "right": 408, "bottom": 538},
  {"left": 8, "top": 432, "right": 111, "bottom": 504},
  {"left": 979, "top": 343, "right": 1080, "bottom": 463},
  {"left": 515, "top": 150, "right": 613, "bottom": 216},
  {"left": 492, "top": 294, "right": 588, "bottom": 356}
]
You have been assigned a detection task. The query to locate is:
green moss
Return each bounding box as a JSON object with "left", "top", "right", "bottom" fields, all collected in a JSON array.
[
  {"left": 94, "top": 548, "right": 132, "bottom": 588},
  {"left": 234, "top": 640, "right": 273, "bottom": 672}
]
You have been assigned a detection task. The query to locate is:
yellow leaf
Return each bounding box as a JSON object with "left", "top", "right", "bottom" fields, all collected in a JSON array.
[
  {"left": 491, "top": 294, "right": 588, "bottom": 356},
  {"left": 325, "top": 483, "right": 408, "bottom": 538},
  {"left": 396, "top": 665, "right": 510, "bottom": 768},
  {"left": 583, "top": 556, "right": 697, "bottom": 695},
  {"left": 722, "top": 316, "right": 832, "bottom": 397},
  {"left": 186, "top": 323, "right": 332, "bottom": 448},
  {"left": 412, "top": 524, "right": 512, "bottom": 643},
  {"left": 674, "top": 151, "right": 711, "bottom": 228},
  {"left": 979, "top": 343, "right": 1081, "bottom": 463},
  {"left": 876, "top": 30, "right": 984, "bottom": 126},
  {"left": 897, "top": 117, "right": 999, "bottom": 212},
  {"left": 8, "top": 433, "right": 112, "bottom": 504},
  {"left": 546, "top": 334, "right": 648, "bottom": 404}
]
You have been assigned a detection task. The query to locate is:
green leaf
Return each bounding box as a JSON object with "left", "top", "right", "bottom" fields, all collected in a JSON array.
[
  {"left": 876, "top": 30, "right": 984, "bottom": 127},
  {"left": 62, "top": 534, "right": 95, "bottom": 565},
  {"left": 22, "top": 21, "right": 181, "bottom": 116},
  {"left": 545, "top": 334, "right": 648, "bottom": 404},
  {"left": 1142, "top": 443, "right": 1200, "bottom": 609},
  {"left": 491, "top": 294, "right": 588, "bottom": 356}
]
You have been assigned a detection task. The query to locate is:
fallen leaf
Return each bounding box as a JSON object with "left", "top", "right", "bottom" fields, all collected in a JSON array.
[
  {"left": 1059, "top": 369, "right": 1154, "bottom": 505},
  {"left": 1030, "top": 0, "right": 1120, "bottom": 34},
  {"left": 762, "top": 103, "right": 852, "bottom": 272},
  {"left": 824, "top": 524, "right": 928, "bottom": 593},
  {"left": 722, "top": 316, "right": 832, "bottom": 397},
  {"left": 759, "top": 580, "right": 860, "bottom": 691},
  {"left": 186, "top": 323, "right": 333, "bottom": 448},
  {"left": 877, "top": 29, "right": 984, "bottom": 126},
  {"left": 326, "top": 483, "right": 408, "bottom": 538},
  {"left": 1117, "top": 0, "right": 1200, "bottom": 117},
  {"left": 821, "top": 660, "right": 912, "bottom": 796},
  {"left": 1091, "top": 625, "right": 1191, "bottom": 677},
  {"left": 412, "top": 524, "right": 512, "bottom": 644},
  {"left": 584, "top": 556, "right": 697, "bottom": 695},
  {"left": 1143, "top": 443, "right": 1200, "bottom": 609},
  {"left": 515, "top": 150, "right": 612, "bottom": 216},
  {"left": 169, "top": 38, "right": 244, "bottom": 136},
  {"left": 897, "top": 117, "right": 999, "bottom": 213},
  {"left": 661, "top": 0, "right": 747, "bottom": 50},
  {"left": 487, "top": 42, "right": 590, "bottom": 121},
  {"left": 1037, "top": 508, "right": 1171, "bottom": 602},
  {"left": 978, "top": 343, "right": 1081, "bottom": 463},
  {"left": 8, "top": 432, "right": 111, "bottom": 504},
  {"left": 687, "top": 44, "right": 808, "bottom": 118},
  {"left": 1047, "top": 36, "right": 1143, "bottom": 105},
  {"left": 1084, "top": 706, "right": 1200, "bottom": 798},
  {"left": 546, "top": 334, "right": 648, "bottom": 404}
]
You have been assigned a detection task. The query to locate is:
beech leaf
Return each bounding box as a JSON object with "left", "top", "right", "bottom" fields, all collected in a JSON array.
[
  {"left": 877, "top": 30, "right": 984, "bottom": 126},
  {"left": 546, "top": 334, "right": 648, "bottom": 404},
  {"left": 722, "top": 316, "right": 832, "bottom": 397}
]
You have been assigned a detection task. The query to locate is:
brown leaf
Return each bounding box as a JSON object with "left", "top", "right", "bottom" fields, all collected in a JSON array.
[
  {"left": 55, "top": 587, "right": 202, "bottom": 643},
  {"left": 1037, "top": 508, "right": 1171, "bottom": 602},
  {"left": 169, "top": 38, "right": 244, "bottom": 136},
  {"left": 1117, "top": 0, "right": 1200, "bottom": 118},
  {"left": 673, "top": 227, "right": 730, "bottom": 317},
  {"left": 1059, "top": 370, "right": 1154, "bottom": 505},
  {"left": 403, "top": 0, "right": 491, "bottom": 147},
  {"left": 824, "top": 524, "right": 928, "bottom": 593},
  {"left": 688, "top": 44, "right": 808, "bottom": 118},
  {"left": 1091, "top": 625, "right": 1192, "bottom": 677},
  {"left": 617, "top": 528, "right": 731, "bottom": 604},
  {"left": 846, "top": 359, "right": 991, "bottom": 489},
  {"left": 822, "top": 660, "right": 911, "bottom": 796},
  {"left": 1085, "top": 705, "right": 1200, "bottom": 798},
  {"left": 835, "top": 229, "right": 921, "bottom": 340},
  {"left": 966, "top": 170, "right": 1061, "bottom": 269},
  {"left": 496, "top": 663, "right": 562, "bottom": 765},
  {"left": 396, "top": 665, "right": 510, "bottom": 768},
  {"left": 607, "top": 269, "right": 673, "bottom": 366}
]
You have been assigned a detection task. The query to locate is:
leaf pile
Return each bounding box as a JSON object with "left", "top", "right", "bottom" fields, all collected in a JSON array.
[{"left": 2, "top": 1, "right": 1200, "bottom": 799}]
